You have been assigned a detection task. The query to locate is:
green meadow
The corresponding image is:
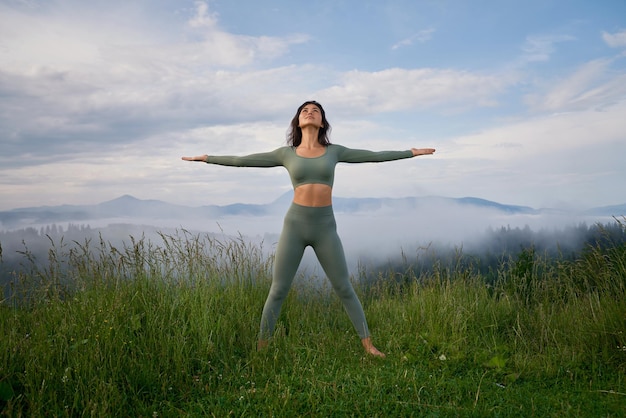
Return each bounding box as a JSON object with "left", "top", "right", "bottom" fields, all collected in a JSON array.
[{"left": 1, "top": 225, "right": 625, "bottom": 417}]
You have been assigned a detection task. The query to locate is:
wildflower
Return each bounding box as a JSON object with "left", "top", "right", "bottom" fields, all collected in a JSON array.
[{"left": 62, "top": 367, "right": 71, "bottom": 384}]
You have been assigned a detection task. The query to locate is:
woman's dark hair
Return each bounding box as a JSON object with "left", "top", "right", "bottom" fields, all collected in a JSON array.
[{"left": 287, "top": 100, "right": 332, "bottom": 147}]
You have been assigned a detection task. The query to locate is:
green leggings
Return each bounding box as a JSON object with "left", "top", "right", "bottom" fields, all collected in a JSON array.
[{"left": 259, "top": 203, "right": 370, "bottom": 340}]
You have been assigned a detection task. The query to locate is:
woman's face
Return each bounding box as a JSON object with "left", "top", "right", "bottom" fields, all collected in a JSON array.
[{"left": 298, "top": 103, "right": 324, "bottom": 129}]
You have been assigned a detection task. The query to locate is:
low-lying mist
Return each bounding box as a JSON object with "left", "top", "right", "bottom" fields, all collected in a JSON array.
[
  {"left": 159, "top": 207, "right": 617, "bottom": 281},
  {"left": 0, "top": 198, "right": 622, "bottom": 291},
  {"left": 177, "top": 201, "right": 617, "bottom": 274}
]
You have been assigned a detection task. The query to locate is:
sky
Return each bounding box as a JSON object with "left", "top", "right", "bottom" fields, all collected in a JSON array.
[{"left": 1, "top": 0, "right": 625, "bottom": 212}]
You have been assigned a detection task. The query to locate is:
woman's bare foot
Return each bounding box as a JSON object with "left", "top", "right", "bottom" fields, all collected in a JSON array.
[
  {"left": 361, "top": 337, "right": 386, "bottom": 358},
  {"left": 257, "top": 339, "right": 268, "bottom": 351}
]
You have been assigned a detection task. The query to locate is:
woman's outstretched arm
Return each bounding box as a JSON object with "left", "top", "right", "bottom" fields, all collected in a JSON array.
[
  {"left": 336, "top": 145, "right": 435, "bottom": 163},
  {"left": 181, "top": 148, "right": 286, "bottom": 167}
]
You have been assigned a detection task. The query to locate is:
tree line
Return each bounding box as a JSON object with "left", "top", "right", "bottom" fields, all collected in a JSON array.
[{"left": 2, "top": 219, "right": 625, "bottom": 296}]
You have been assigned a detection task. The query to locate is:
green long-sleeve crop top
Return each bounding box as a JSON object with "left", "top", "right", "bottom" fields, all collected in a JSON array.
[{"left": 204, "top": 144, "right": 414, "bottom": 188}]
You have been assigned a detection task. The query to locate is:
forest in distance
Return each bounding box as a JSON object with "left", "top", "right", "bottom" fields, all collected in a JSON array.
[{"left": 1, "top": 217, "right": 625, "bottom": 296}]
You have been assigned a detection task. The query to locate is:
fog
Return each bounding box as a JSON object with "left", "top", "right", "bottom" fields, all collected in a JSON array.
[
  {"left": 0, "top": 197, "right": 620, "bottom": 286},
  {"left": 170, "top": 201, "right": 616, "bottom": 276}
]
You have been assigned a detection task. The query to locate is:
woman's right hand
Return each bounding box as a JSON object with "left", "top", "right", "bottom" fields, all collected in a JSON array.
[{"left": 181, "top": 155, "right": 208, "bottom": 162}]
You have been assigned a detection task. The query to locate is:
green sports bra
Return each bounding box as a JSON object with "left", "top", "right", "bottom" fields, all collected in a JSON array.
[{"left": 204, "top": 144, "right": 413, "bottom": 188}]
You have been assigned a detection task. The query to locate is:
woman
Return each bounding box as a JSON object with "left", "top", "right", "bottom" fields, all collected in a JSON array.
[{"left": 182, "top": 100, "right": 435, "bottom": 357}]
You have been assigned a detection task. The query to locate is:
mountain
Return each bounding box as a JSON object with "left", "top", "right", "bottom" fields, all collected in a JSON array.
[
  {"left": 583, "top": 203, "right": 626, "bottom": 217},
  {"left": 0, "top": 193, "right": 290, "bottom": 229},
  {"left": 0, "top": 193, "right": 622, "bottom": 230},
  {"left": 332, "top": 195, "right": 538, "bottom": 215}
]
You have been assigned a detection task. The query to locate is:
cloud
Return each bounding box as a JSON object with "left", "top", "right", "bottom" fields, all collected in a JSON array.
[
  {"left": 520, "top": 34, "right": 575, "bottom": 63},
  {"left": 438, "top": 98, "right": 626, "bottom": 207},
  {"left": 0, "top": 0, "right": 624, "bottom": 213},
  {"left": 188, "top": 0, "right": 219, "bottom": 29},
  {"left": 318, "top": 68, "right": 513, "bottom": 112},
  {"left": 185, "top": 1, "right": 309, "bottom": 67},
  {"left": 391, "top": 28, "right": 436, "bottom": 50},
  {"left": 450, "top": 101, "right": 625, "bottom": 160},
  {"left": 0, "top": 1, "right": 314, "bottom": 164},
  {"left": 602, "top": 29, "right": 626, "bottom": 48},
  {"left": 0, "top": 1, "right": 308, "bottom": 74},
  {"left": 525, "top": 58, "right": 626, "bottom": 112},
  {"left": 0, "top": 0, "right": 515, "bottom": 169}
]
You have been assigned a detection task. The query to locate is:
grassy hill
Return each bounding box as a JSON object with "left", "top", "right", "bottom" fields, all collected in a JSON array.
[{"left": 1, "top": 229, "right": 625, "bottom": 416}]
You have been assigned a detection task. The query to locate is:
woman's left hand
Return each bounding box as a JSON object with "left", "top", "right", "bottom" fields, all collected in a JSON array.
[{"left": 411, "top": 148, "right": 436, "bottom": 156}]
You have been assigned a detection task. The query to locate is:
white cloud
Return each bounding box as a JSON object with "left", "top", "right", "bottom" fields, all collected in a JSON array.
[
  {"left": 184, "top": 1, "right": 309, "bottom": 67},
  {"left": 0, "top": 1, "right": 315, "bottom": 161},
  {"left": 391, "top": 28, "right": 435, "bottom": 50},
  {"left": 188, "top": 0, "right": 219, "bottom": 29},
  {"left": 602, "top": 29, "right": 626, "bottom": 48},
  {"left": 450, "top": 101, "right": 625, "bottom": 161},
  {"left": 438, "top": 99, "right": 626, "bottom": 207},
  {"left": 520, "top": 34, "right": 575, "bottom": 63},
  {"left": 525, "top": 58, "right": 626, "bottom": 112},
  {"left": 0, "top": 1, "right": 308, "bottom": 75},
  {"left": 319, "top": 68, "right": 512, "bottom": 112},
  {"left": 0, "top": 0, "right": 624, "bottom": 213}
]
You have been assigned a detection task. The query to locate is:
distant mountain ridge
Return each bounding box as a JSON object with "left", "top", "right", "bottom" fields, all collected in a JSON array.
[{"left": 0, "top": 193, "right": 623, "bottom": 230}]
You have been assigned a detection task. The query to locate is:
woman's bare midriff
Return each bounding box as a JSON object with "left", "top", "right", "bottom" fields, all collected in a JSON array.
[{"left": 293, "top": 183, "right": 332, "bottom": 207}]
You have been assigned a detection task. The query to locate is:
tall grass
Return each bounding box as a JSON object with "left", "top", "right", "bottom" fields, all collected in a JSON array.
[{"left": 1, "top": 225, "right": 625, "bottom": 416}]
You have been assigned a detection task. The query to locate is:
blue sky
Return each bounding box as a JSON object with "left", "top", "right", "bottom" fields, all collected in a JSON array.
[{"left": 1, "top": 0, "right": 625, "bottom": 211}]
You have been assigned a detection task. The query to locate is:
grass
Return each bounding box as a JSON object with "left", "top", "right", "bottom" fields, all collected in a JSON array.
[{"left": 1, "top": 227, "right": 625, "bottom": 417}]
